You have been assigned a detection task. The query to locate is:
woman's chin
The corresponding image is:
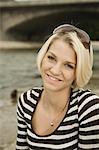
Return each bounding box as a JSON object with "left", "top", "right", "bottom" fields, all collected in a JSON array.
[{"left": 43, "top": 81, "right": 64, "bottom": 92}]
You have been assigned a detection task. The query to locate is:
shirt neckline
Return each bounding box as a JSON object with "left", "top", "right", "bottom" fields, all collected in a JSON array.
[{"left": 30, "top": 87, "right": 73, "bottom": 137}]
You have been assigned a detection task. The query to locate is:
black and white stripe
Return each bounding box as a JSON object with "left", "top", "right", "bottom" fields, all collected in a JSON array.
[{"left": 16, "top": 87, "right": 99, "bottom": 150}]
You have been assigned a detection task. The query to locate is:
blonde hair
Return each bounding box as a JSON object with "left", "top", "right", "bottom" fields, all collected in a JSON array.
[{"left": 37, "top": 32, "right": 93, "bottom": 88}]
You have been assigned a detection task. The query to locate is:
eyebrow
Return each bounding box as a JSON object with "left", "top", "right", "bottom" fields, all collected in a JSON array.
[
  {"left": 48, "top": 51, "right": 76, "bottom": 65},
  {"left": 48, "top": 52, "right": 56, "bottom": 58}
]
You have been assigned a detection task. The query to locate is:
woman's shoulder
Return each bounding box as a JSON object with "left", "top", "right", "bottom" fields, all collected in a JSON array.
[
  {"left": 72, "top": 88, "right": 99, "bottom": 107},
  {"left": 75, "top": 89, "right": 99, "bottom": 123},
  {"left": 73, "top": 88, "right": 99, "bottom": 99},
  {"left": 19, "top": 86, "right": 43, "bottom": 106},
  {"left": 78, "top": 88, "right": 99, "bottom": 100},
  {"left": 73, "top": 88, "right": 99, "bottom": 114}
]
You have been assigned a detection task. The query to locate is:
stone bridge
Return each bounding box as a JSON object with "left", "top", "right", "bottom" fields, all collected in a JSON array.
[{"left": 0, "top": 0, "right": 99, "bottom": 44}]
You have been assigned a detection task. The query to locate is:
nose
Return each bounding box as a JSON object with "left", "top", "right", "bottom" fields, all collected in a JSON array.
[{"left": 50, "top": 63, "right": 62, "bottom": 75}]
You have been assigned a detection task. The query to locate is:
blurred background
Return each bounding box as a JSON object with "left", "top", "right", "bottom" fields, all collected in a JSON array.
[{"left": 0, "top": 0, "right": 99, "bottom": 149}]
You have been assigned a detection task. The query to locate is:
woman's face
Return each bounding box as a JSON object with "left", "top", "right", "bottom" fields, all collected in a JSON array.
[{"left": 41, "top": 39, "right": 76, "bottom": 92}]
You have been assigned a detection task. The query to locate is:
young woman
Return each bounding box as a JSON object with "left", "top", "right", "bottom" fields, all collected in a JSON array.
[{"left": 16, "top": 24, "right": 99, "bottom": 150}]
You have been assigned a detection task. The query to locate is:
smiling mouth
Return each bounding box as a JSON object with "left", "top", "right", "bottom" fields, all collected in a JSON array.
[{"left": 47, "top": 74, "right": 62, "bottom": 81}]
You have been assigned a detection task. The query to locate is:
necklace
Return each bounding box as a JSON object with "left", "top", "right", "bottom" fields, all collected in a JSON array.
[
  {"left": 41, "top": 99, "right": 69, "bottom": 136},
  {"left": 40, "top": 90, "right": 70, "bottom": 135},
  {"left": 39, "top": 99, "right": 69, "bottom": 136},
  {"left": 49, "top": 99, "right": 69, "bottom": 127}
]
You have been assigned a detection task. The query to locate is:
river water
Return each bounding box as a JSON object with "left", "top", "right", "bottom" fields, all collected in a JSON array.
[
  {"left": 0, "top": 49, "right": 99, "bottom": 106},
  {"left": 0, "top": 49, "right": 43, "bottom": 107}
]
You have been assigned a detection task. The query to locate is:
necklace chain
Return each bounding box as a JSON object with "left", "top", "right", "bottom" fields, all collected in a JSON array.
[
  {"left": 40, "top": 99, "right": 69, "bottom": 135},
  {"left": 50, "top": 100, "right": 69, "bottom": 127},
  {"left": 40, "top": 90, "right": 70, "bottom": 135}
]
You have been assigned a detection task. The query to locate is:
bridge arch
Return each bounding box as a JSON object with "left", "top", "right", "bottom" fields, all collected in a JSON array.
[{"left": 1, "top": 1, "right": 99, "bottom": 41}]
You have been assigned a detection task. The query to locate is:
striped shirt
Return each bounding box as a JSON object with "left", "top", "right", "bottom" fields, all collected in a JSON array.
[{"left": 16, "top": 87, "right": 99, "bottom": 150}]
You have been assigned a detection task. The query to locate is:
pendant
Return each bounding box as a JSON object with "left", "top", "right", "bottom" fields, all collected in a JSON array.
[{"left": 50, "top": 122, "right": 54, "bottom": 126}]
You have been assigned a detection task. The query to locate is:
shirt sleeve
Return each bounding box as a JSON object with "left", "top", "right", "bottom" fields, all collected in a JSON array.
[
  {"left": 78, "top": 90, "right": 99, "bottom": 149},
  {"left": 16, "top": 93, "right": 29, "bottom": 150}
]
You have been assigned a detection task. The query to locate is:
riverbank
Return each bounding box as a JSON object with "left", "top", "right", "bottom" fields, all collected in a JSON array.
[
  {"left": 0, "top": 103, "right": 17, "bottom": 150},
  {"left": 0, "top": 41, "right": 42, "bottom": 50},
  {"left": 92, "top": 41, "right": 99, "bottom": 50},
  {"left": 0, "top": 41, "right": 99, "bottom": 50}
]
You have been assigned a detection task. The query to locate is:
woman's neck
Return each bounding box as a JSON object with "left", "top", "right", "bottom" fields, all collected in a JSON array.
[{"left": 41, "top": 88, "right": 71, "bottom": 113}]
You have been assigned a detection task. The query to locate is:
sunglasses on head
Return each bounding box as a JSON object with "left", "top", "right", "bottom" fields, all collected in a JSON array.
[{"left": 53, "top": 24, "right": 90, "bottom": 53}]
